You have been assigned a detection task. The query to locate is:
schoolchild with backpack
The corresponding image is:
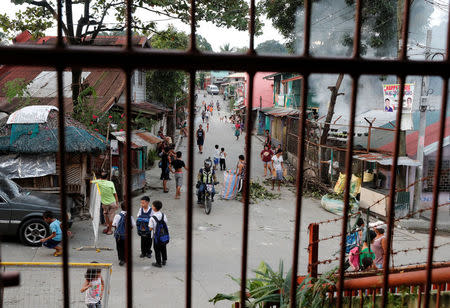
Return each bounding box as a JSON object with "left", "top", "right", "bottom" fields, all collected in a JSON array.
[
  {"left": 112, "top": 202, "right": 136, "bottom": 266},
  {"left": 149, "top": 200, "right": 169, "bottom": 268},
  {"left": 136, "top": 196, "right": 153, "bottom": 258}
]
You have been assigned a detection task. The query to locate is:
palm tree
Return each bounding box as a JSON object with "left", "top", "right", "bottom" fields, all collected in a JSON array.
[{"left": 220, "top": 43, "right": 234, "bottom": 52}]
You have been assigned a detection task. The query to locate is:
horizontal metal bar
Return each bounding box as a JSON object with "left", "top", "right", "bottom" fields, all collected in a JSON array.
[
  {"left": 0, "top": 46, "right": 449, "bottom": 76},
  {"left": 0, "top": 262, "right": 112, "bottom": 268}
]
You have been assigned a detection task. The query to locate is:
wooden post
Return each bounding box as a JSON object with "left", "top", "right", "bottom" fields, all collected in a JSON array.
[{"left": 308, "top": 223, "right": 319, "bottom": 278}]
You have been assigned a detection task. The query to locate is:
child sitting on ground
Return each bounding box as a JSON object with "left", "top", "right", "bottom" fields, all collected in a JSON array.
[{"left": 40, "top": 211, "right": 63, "bottom": 257}]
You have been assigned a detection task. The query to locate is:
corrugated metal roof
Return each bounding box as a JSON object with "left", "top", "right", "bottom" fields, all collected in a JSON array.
[
  {"left": 7, "top": 106, "right": 58, "bottom": 124},
  {"left": 111, "top": 130, "right": 163, "bottom": 150},
  {"left": 117, "top": 101, "right": 170, "bottom": 115},
  {"left": 353, "top": 152, "right": 421, "bottom": 166},
  {"left": 261, "top": 107, "right": 300, "bottom": 117}
]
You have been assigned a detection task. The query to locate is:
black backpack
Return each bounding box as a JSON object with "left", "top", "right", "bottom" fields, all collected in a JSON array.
[
  {"left": 114, "top": 213, "right": 126, "bottom": 240},
  {"left": 152, "top": 214, "right": 170, "bottom": 245}
]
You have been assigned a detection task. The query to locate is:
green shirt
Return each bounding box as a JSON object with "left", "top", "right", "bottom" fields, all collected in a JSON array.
[
  {"left": 92, "top": 180, "right": 117, "bottom": 205},
  {"left": 359, "top": 247, "right": 375, "bottom": 267}
]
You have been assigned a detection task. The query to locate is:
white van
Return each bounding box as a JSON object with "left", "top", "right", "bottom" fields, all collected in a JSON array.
[{"left": 207, "top": 85, "right": 219, "bottom": 95}]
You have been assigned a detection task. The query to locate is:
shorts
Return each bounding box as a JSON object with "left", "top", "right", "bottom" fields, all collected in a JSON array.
[
  {"left": 197, "top": 139, "right": 204, "bottom": 146},
  {"left": 102, "top": 202, "right": 118, "bottom": 222},
  {"left": 263, "top": 161, "right": 271, "bottom": 166},
  {"left": 43, "top": 239, "right": 61, "bottom": 249},
  {"left": 273, "top": 169, "right": 283, "bottom": 180},
  {"left": 175, "top": 172, "right": 183, "bottom": 187},
  {"left": 87, "top": 301, "right": 101, "bottom": 308},
  {"left": 213, "top": 158, "right": 219, "bottom": 165}
]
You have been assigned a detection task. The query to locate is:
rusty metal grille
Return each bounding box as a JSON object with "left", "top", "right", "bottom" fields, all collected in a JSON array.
[{"left": 0, "top": 1, "right": 449, "bottom": 308}]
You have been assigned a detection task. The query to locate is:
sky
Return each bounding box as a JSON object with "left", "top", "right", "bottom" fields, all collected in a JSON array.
[{"left": 0, "top": 0, "right": 283, "bottom": 51}]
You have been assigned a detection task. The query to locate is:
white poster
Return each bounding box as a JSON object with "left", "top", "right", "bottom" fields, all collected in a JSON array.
[
  {"left": 110, "top": 139, "right": 119, "bottom": 155},
  {"left": 383, "top": 83, "right": 414, "bottom": 112}
]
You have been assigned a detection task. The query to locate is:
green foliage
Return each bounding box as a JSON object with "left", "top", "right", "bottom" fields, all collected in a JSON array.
[
  {"left": 0, "top": 6, "right": 53, "bottom": 39},
  {"left": 3, "top": 78, "right": 36, "bottom": 108},
  {"left": 229, "top": 96, "right": 236, "bottom": 112},
  {"left": 256, "top": 40, "right": 288, "bottom": 55},
  {"left": 147, "top": 148, "right": 160, "bottom": 168},
  {"left": 210, "top": 261, "right": 338, "bottom": 308},
  {"left": 196, "top": 35, "right": 213, "bottom": 51},
  {"left": 238, "top": 181, "right": 281, "bottom": 203}
]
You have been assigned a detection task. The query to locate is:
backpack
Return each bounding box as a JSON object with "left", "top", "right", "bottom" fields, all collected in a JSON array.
[
  {"left": 136, "top": 209, "right": 152, "bottom": 236},
  {"left": 114, "top": 213, "right": 126, "bottom": 240},
  {"left": 152, "top": 214, "right": 170, "bottom": 245},
  {"left": 348, "top": 246, "right": 360, "bottom": 271},
  {"left": 346, "top": 231, "right": 360, "bottom": 254}
]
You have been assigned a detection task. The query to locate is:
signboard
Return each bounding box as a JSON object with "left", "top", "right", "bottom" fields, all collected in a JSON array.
[
  {"left": 383, "top": 83, "right": 414, "bottom": 112},
  {"left": 110, "top": 139, "right": 119, "bottom": 155}
]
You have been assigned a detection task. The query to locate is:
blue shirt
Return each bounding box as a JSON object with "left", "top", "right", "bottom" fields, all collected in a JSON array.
[{"left": 50, "top": 219, "right": 62, "bottom": 241}]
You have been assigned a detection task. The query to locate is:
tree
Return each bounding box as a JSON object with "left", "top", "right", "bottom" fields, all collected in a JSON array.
[
  {"left": 220, "top": 43, "right": 234, "bottom": 52},
  {"left": 197, "top": 35, "right": 213, "bottom": 52},
  {"left": 256, "top": 40, "right": 288, "bottom": 54},
  {"left": 146, "top": 26, "right": 190, "bottom": 139},
  {"left": 0, "top": 0, "right": 252, "bottom": 112}
]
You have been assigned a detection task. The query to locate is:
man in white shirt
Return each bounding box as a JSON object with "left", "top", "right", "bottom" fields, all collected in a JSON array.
[{"left": 271, "top": 149, "right": 284, "bottom": 191}]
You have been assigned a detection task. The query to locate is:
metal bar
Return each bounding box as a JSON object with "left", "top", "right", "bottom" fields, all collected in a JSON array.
[
  {"left": 307, "top": 223, "right": 319, "bottom": 278},
  {"left": 336, "top": 75, "right": 359, "bottom": 308},
  {"left": 290, "top": 74, "right": 309, "bottom": 305},
  {"left": 424, "top": 79, "right": 449, "bottom": 307},
  {"left": 185, "top": 71, "right": 195, "bottom": 308},
  {"left": 124, "top": 4, "right": 133, "bottom": 308},
  {"left": 341, "top": 266, "right": 450, "bottom": 290},
  {"left": 189, "top": 0, "right": 197, "bottom": 52},
  {"left": 239, "top": 72, "right": 254, "bottom": 306},
  {"left": 248, "top": 0, "right": 255, "bottom": 55},
  {"left": 56, "top": 2, "right": 69, "bottom": 306},
  {"left": 289, "top": 0, "right": 311, "bottom": 301},
  {"left": 1, "top": 47, "right": 450, "bottom": 76}
]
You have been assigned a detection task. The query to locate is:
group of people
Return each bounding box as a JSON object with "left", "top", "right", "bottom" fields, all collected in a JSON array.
[
  {"left": 347, "top": 218, "right": 387, "bottom": 271},
  {"left": 259, "top": 129, "right": 286, "bottom": 191}
]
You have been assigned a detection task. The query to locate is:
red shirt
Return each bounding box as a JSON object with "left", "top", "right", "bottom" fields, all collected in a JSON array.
[{"left": 260, "top": 149, "right": 274, "bottom": 162}]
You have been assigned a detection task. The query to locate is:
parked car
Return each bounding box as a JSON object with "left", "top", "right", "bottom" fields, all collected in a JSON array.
[
  {"left": 0, "top": 176, "right": 73, "bottom": 246},
  {"left": 207, "top": 85, "right": 219, "bottom": 95}
]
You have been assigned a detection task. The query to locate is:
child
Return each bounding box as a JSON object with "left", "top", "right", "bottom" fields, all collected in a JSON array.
[
  {"left": 169, "top": 151, "right": 188, "bottom": 199},
  {"left": 112, "top": 203, "right": 136, "bottom": 266},
  {"left": 213, "top": 145, "right": 220, "bottom": 170},
  {"left": 219, "top": 147, "right": 227, "bottom": 171},
  {"left": 271, "top": 149, "right": 284, "bottom": 191},
  {"left": 80, "top": 267, "right": 104, "bottom": 308},
  {"left": 150, "top": 200, "right": 169, "bottom": 268},
  {"left": 40, "top": 211, "right": 63, "bottom": 257},
  {"left": 136, "top": 196, "right": 153, "bottom": 258}
]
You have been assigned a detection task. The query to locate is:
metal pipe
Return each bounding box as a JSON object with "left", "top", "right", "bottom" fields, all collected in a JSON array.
[
  {"left": 1, "top": 46, "right": 450, "bottom": 76},
  {"left": 341, "top": 267, "right": 450, "bottom": 290}
]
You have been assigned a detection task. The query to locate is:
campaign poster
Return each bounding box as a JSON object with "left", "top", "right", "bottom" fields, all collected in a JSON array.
[{"left": 383, "top": 83, "right": 414, "bottom": 112}]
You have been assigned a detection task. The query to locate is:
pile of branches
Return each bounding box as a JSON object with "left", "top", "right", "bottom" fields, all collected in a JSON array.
[
  {"left": 302, "top": 174, "right": 332, "bottom": 199},
  {"left": 238, "top": 181, "right": 281, "bottom": 203}
]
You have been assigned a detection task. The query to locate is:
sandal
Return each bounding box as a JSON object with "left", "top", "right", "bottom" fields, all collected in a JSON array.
[
  {"left": 53, "top": 251, "right": 62, "bottom": 257},
  {"left": 106, "top": 230, "right": 113, "bottom": 235}
]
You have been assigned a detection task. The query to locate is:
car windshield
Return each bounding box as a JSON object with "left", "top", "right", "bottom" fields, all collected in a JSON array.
[{"left": 0, "top": 178, "right": 23, "bottom": 199}]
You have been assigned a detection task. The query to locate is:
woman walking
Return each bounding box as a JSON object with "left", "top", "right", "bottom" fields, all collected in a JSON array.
[{"left": 372, "top": 227, "right": 386, "bottom": 269}]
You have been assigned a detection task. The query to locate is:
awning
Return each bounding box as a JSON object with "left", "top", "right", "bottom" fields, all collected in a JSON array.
[
  {"left": 353, "top": 152, "right": 421, "bottom": 166},
  {"left": 111, "top": 130, "right": 163, "bottom": 150},
  {"left": 7, "top": 106, "right": 58, "bottom": 124},
  {"left": 260, "top": 107, "right": 300, "bottom": 117}
]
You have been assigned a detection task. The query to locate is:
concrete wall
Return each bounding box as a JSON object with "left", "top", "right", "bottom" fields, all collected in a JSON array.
[{"left": 245, "top": 72, "right": 274, "bottom": 108}]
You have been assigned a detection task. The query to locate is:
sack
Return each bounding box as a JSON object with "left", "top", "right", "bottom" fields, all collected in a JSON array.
[
  {"left": 350, "top": 174, "right": 362, "bottom": 196},
  {"left": 334, "top": 173, "right": 346, "bottom": 194},
  {"left": 348, "top": 246, "right": 360, "bottom": 271},
  {"left": 136, "top": 209, "right": 152, "bottom": 236},
  {"left": 152, "top": 214, "right": 170, "bottom": 245},
  {"left": 271, "top": 168, "right": 277, "bottom": 177},
  {"left": 114, "top": 213, "right": 126, "bottom": 240}
]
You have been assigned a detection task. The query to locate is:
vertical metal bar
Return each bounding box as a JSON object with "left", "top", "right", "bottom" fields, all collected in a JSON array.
[
  {"left": 303, "top": 0, "right": 312, "bottom": 57},
  {"left": 336, "top": 2, "right": 362, "bottom": 305},
  {"left": 290, "top": 74, "right": 309, "bottom": 304},
  {"left": 56, "top": 1, "right": 69, "bottom": 307},
  {"left": 189, "top": 0, "right": 197, "bottom": 52},
  {"left": 382, "top": 0, "right": 411, "bottom": 305},
  {"left": 239, "top": 0, "right": 256, "bottom": 305},
  {"left": 423, "top": 79, "right": 448, "bottom": 307},
  {"left": 185, "top": 71, "right": 195, "bottom": 308},
  {"left": 240, "top": 72, "right": 254, "bottom": 306},
  {"left": 248, "top": 0, "right": 256, "bottom": 54},
  {"left": 125, "top": 1, "right": 133, "bottom": 308},
  {"left": 307, "top": 223, "right": 319, "bottom": 278},
  {"left": 336, "top": 75, "right": 359, "bottom": 308},
  {"left": 424, "top": 3, "right": 450, "bottom": 305},
  {"left": 289, "top": 0, "right": 311, "bottom": 299}
]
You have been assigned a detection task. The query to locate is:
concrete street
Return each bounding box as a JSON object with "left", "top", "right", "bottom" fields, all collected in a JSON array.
[{"left": 2, "top": 92, "right": 449, "bottom": 307}]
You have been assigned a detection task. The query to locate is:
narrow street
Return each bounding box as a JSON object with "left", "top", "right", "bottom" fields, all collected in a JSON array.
[{"left": 2, "top": 92, "right": 449, "bottom": 307}]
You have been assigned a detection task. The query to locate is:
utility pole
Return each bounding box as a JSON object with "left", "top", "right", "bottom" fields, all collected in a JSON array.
[{"left": 413, "top": 30, "right": 432, "bottom": 216}]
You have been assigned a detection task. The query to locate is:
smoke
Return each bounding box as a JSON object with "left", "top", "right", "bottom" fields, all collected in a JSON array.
[{"left": 293, "top": 0, "right": 438, "bottom": 121}]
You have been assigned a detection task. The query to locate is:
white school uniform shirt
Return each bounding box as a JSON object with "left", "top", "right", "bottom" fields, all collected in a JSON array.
[
  {"left": 272, "top": 155, "right": 283, "bottom": 171},
  {"left": 214, "top": 148, "right": 220, "bottom": 159},
  {"left": 137, "top": 207, "right": 153, "bottom": 218},
  {"left": 148, "top": 211, "right": 168, "bottom": 237},
  {"left": 112, "top": 211, "right": 136, "bottom": 228},
  {"left": 220, "top": 151, "right": 226, "bottom": 159}
]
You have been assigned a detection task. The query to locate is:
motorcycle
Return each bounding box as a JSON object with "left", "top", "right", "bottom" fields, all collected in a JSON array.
[{"left": 204, "top": 183, "right": 214, "bottom": 215}]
